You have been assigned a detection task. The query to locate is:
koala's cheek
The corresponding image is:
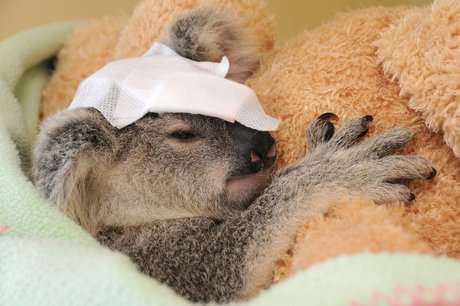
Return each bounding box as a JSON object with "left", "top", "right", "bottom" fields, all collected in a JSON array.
[{"left": 201, "top": 161, "right": 231, "bottom": 188}]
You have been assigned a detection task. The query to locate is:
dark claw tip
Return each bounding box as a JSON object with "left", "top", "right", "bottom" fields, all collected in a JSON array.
[
  {"left": 317, "top": 112, "right": 338, "bottom": 121},
  {"left": 324, "top": 123, "right": 335, "bottom": 141},
  {"left": 428, "top": 167, "right": 437, "bottom": 179},
  {"left": 364, "top": 115, "right": 374, "bottom": 122},
  {"left": 409, "top": 193, "right": 416, "bottom": 201}
]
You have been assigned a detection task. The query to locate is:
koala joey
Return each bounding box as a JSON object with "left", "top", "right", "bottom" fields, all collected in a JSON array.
[{"left": 33, "top": 6, "right": 436, "bottom": 303}]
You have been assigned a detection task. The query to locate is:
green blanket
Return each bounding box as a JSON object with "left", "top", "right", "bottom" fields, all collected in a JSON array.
[{"left": 1, "top": 23, "right": 459, "bottom": 306}]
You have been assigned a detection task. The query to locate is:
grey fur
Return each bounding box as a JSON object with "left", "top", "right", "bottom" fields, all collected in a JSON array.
[{"left": 33, "top": 6, "right": 435, "bottom": 303}]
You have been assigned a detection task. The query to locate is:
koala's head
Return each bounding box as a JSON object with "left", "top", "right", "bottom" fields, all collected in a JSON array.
[
  {"left": 36, "top": 6, "right": 275, "bottom": 231},
  {"left": 98, "top": 112, "right": 276, "bottom": 227}
]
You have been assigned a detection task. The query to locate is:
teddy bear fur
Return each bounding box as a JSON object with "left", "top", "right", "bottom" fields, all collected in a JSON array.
[{"left": 39, "top": 0, "right": 459, "bottom": 285}]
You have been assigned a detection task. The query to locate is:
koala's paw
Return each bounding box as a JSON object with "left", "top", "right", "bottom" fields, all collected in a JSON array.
[{"left": 303, "top": 114, "right": 436, "bottom": 204}]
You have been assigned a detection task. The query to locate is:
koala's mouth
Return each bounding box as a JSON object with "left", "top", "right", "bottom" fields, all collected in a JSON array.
[
  {"left": 224, "top": 139, "right": 277, "bottom": 209},
  {"left": 225, "top": 170, "right": 271, "bottom": 208}
]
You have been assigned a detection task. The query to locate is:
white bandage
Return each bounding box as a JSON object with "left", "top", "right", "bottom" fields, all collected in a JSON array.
[{"left": 68, "top": 42, "right": 280, "bottom": 131}]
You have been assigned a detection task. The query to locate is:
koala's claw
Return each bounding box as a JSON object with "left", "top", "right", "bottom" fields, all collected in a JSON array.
[
  {"left": 359, "top": 182, "right": 414, "bottom": 204},
  {"left": 364, "top": 115, "right": 374, "bottom": 122},
  {"left": 369, "top": 155, "right": 434, "bottom": 182},
  {"left": 428, "top": 167, "right": 437, "bottom": 179},
  {"left": 326, "top": 116, "right": 373, "bottom": 150},
  {"left": 306, "top": 113, "right": 337, "bottom": 153},
  {"left": 352, "top": 128, "right": 416, "bottom": 159},
  {"left": 358, "top": 117, "right": 372, "bottom": 137},
  {"left": 317, "top": 112, "right": 338, "bottom": 121}
]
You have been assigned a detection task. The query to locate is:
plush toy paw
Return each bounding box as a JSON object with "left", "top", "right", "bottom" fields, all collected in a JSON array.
[{"left": 300, "top": 114, "right": 436, "bottom": 204}]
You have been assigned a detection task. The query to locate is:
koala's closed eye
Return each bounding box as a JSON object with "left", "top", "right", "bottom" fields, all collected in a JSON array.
[{"left": 170, "top": 130, "right": 197, "bottom": 140}]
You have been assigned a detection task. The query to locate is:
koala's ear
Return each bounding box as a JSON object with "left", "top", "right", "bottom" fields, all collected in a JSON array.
[
  {"left": 33, "top": 108, "right": 116, "bottom": 235},
  {"left": 160, "top": 6, "right": 260, "bottom": 83}
]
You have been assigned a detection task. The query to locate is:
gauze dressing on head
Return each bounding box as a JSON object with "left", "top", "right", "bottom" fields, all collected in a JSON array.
[{"left": 68, "top": 42, "right": 280, "bottom": 131}]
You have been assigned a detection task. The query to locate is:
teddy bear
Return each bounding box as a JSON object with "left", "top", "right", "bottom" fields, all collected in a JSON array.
[{"left": 39, "top": 0, "right": 459, "bottom": 285}]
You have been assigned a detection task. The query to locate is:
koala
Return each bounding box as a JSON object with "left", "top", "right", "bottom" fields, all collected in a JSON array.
[{"left": 33, "top": 7, "right": 436, "bottom": 303}]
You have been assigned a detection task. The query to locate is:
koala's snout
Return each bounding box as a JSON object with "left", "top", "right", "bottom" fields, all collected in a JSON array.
[
  {"left": 249, "top": 137, "right": 277, "bottom": 170},
  {"left": 226, "top": 122, "right": 277, "bottom": 178}
]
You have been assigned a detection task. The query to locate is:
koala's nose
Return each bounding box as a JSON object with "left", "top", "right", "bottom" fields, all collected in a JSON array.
[
  {"left": 250, "top": 141, "right": 277, "bottom": 170},
  {"left": 227, "top": 121, "right": 277, "bottom": 176}
]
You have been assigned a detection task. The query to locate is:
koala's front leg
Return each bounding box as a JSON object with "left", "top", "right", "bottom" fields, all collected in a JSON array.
[{"left": 238, "top": 114, "right": 436, "bottom": 298}]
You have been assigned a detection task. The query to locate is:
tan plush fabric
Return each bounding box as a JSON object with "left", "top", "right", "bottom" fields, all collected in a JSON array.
[
  {"left": 41, "top": 17, "right": 127, "bottom": 119},
  {"left": 39, "top": 0, "right": 460, "bottom": 284},
  {"left": 275, "top": 198, "right": 433, "bottom": 280},
  {"left": 375, "top": 0, "right": 460, "bottom": 158}
]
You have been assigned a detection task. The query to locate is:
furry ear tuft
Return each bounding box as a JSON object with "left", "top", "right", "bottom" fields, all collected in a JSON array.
[{"left": 160, "top": 6, "right": 260, "bottom": 83}]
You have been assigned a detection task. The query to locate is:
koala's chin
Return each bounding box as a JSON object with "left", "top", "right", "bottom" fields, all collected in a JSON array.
[{"left": 224, "top": 169, "right": 271, "bottom": 210}]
